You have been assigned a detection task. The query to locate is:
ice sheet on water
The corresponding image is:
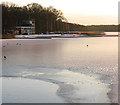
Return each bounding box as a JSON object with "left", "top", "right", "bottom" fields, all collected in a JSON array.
[{"left": 2, "top": 65, "right": 111, "bottom": 103}]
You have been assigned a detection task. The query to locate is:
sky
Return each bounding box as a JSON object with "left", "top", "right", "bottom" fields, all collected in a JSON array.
[{"left": 1, "top": 0, "right": 119, "bottom": 25}]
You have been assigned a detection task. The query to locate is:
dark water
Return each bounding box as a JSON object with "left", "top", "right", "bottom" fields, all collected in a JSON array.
[{"left": 2, "top": 37, "right": 118, "bottom": 103}]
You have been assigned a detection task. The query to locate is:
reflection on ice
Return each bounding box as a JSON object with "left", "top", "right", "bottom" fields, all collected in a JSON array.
[{"left": 2, "top": 38, "right": 118, "bottom": 103}]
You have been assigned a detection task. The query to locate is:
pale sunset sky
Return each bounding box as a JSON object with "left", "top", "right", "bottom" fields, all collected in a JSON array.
[{"left": 1, "top": 0, "right": 119, "bottom": 25}]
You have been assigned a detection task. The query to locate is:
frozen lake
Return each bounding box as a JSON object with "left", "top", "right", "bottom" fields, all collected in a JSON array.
[{"left": 2, "top": 37, "right": 118, "bottom": 103}]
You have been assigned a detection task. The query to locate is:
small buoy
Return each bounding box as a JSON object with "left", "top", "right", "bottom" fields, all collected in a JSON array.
[{"left": 4, "top": 56, "right": 7, "bottom": 60}]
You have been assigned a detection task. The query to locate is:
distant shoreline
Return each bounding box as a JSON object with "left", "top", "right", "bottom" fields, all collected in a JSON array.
[{"left": 2, "top": 33, "right": 119, "bottom": 39}]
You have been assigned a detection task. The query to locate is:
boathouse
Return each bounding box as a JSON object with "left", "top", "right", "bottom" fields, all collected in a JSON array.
[{"left": 15, "top": 20, "right": 35, "bottom": 35}]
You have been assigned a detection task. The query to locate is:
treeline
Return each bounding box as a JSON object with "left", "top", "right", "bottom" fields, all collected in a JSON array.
[
  {"left": 67, "top": 24, "right": 118, "bottom": 32},
  {"left": 2, "top": 2, "right": 69, "bottom": 34},
  {"left": 2, "top": 2, "right": 119, "bottom": 35},
  {"left": 85, "top": 25, "right": 118, "bottom": 32}
]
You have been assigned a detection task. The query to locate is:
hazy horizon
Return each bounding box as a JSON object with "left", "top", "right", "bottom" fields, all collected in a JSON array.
[{"left": 1, "top": 0, "right": 119, "bottom": 25}]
